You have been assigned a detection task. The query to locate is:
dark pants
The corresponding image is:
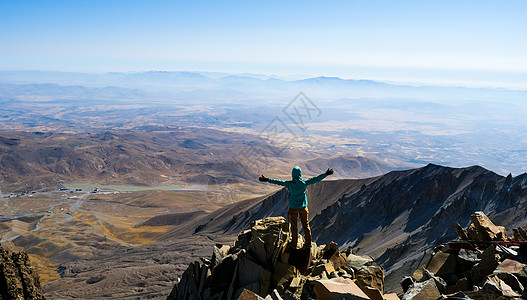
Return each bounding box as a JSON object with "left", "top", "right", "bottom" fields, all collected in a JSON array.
[{"left": 288, "top": 207, "right": 312, "bottom": 247}]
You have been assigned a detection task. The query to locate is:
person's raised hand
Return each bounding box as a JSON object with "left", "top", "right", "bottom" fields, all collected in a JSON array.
[
  {"left": 325, "top": 168, "right": 334, "bottom": 176},
  {"left": 259, "top": 175, "right": 269, "bottom": 182}
]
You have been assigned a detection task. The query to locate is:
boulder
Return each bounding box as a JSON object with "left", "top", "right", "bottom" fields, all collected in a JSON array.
[
  {"left": 344, "top": 253, "right": 375, "bottom": 271},
  {"left": 457, "top": 248, "right": 481, "bottom": 268},
  {"left": 495, "top": 272, "right": 524, "bottom": 295},
  {"left": 422, "top": 268, "right": 447, "bottom": 293},
  {"left": 425, "top": 250, "right": 457, "bottom": 279},
  {"left": 401, "top": 279, "right": 441, "bottom": 300},
  {"left": 481, "top": 274, "right": 521, "bottom": 298},
  {"left": 471, "top": 245, "right": 500, "bottom": 284},
  {"left": 355, "top": 263, "right": 384, "bottom": 294},
  {"left": 314, "top": 278, "right": 369, "bottom": 300},
  {"left": 405, "top": 211, "right": 527, "bottom": 300},
  {"left": 413, "top": 250, "right": 457, "bottom": 282},
  {"left": 467, "top": 211, "right": 508, "bottom": 241},
  {"left": 272, "top": 261, "right": 298, "bottom": 293},
  {"left": 247, "top": 237, "right": 267, "bottom": 267},
  {"left": 494, "top": 258, "right": 526, "bottom": 275},
  {"left": 237, "top": 253, "right": 265, "bottom": 294}
]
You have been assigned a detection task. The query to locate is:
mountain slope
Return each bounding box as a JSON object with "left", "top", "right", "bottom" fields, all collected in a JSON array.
[{"left": 160, "top": 164, "right": 527, "bottom": 292}]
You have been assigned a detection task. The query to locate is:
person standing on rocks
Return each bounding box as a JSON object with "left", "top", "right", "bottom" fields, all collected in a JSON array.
[{"left": 259, "top": 166, "right": 333, "bottom": 248}]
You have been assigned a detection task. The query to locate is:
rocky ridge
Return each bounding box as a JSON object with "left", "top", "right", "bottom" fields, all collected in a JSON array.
[
  {"left": 0, "top": 245, "right": 46, "bottom": 300},
  {"left": 159, "top": 164, "right": 527, "bottom": 293},
  {"left": 401, "top": 211, "right": 527, "bottom": 299},
  {"left": 168, "top": 217, "right": 399, "bottom": 300}
]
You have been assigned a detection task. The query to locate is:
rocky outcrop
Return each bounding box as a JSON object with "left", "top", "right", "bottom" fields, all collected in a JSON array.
[
  {"left": 0, "top": 245, "right": 46, "bottom": 300},
  {"left": 167, "top": 217, "right": 398, "bottom": 300},
  {"left": 401, "top": 211, "right": 527, "bottom": 299}
]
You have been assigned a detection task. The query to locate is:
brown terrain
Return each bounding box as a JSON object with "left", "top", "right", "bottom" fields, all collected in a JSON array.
[
  {"left": 1, "top": 129, "right": 526, "bottom": 299},
  {"left": 0, "top": 128, "right": 399, "bottom": 299}
]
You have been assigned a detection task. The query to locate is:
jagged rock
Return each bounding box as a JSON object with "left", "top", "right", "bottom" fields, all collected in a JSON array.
[
  {"left": 311, "top": 261, "right": 335, "bottom": 277},
  {"left": 168, "top": 217, "right": 385, "bottom": 300},
  {"left": 210, "top": 250, "right": 243, "bottom": 294},
  {"left": 471, "top": 245, "right": 500, "bottom": 285},
  {"left": 467, "top": 211, "right": 508, "bottom": 241},
  {"left": 428, "top": 250, "right": 457, "bottom": 279},
  {"left": 401, "top": 276, "right": 415, "bottom": 293},
  {"left": 355, "top": 262, "right": 384, "bottom": 295},
  {"left": 405, "top": 211, "right": 527, "bottom": 300},
  {"left": 344, "top": 253, "right": 374, "bottom": 271},
  {"left": 314, "top": 278, "right": 369, "bottom": 300},
  {"left": 412, "top": 250, "right": 457, "bottom": 282},
  {"left": 237, "top": 252, "right": 265, "bottom": 295},
  {"left": 273, "top": 261, "right": 298, "bottom": 293},
  {"left": 234, "top": 230, "right": 253, "bottom": 252},
  {"left": 422, "top": 268, "right": 447, "bottom": 293},
  {"left": 247, "top": 237, "right": 268, "bottom": 267},
  {"left": 481, "top": 274, "right": 521, "bottom": 298},
  {"left": 401, "top": 278, "right": 441, "bottom": 300},
  {"left": 456, "top": 223, "right": 469, "bottom": 240},
  {"left": 494, "top": 258, "right": 526, "bottom": 276},
  {"left": 0, "top": 246, "right": 46, "bottom": 300},
  {"left": 495, "top": 272, "right": 524, "bottom": 295},
  {"left": 212, "top": 244, "right": 231, "bottom": 269},
  {"left": 361, "top": 285, "right": 384, "bottom": 300},
  {"left": 457, "top": 248, "right": 481, "bottom": 267},
  {"left": 322, "top": 242, "right": 339, "bottom": 259},
  {"left": 248, "top": 217, "right": 289, "bottom": 270}
]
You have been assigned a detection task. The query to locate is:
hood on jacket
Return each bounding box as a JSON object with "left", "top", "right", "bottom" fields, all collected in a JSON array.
[{"left": 292, "top": 166, "right": 302, "bottom": 180}]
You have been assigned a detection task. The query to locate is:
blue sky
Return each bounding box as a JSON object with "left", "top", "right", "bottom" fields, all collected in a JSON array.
[{"left": 1, "top": 0, "right": 526, "bottom": 88}]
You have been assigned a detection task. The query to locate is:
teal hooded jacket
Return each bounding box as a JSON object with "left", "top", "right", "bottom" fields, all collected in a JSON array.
[{"left": 268, "top": 166, "right": 328, "bottom": 209}]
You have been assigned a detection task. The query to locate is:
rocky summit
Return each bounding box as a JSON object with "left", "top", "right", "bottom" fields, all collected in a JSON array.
[
  {"left": 0, "top": 245, "right": 46, "bottom": 300},
  {"left": 168, "top": 217, "right": 399, "bottom": 300},
  {"left": 401, "top": 211, "right": 527, "bottom": 299}
]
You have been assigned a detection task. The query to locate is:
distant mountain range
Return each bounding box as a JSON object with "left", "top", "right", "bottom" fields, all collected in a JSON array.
[
  {"left": 1, "top": 70, "right": 525, "bottom": 100},
  {"left": 154, "top": 163, "right": 527, "bottom": 291}
]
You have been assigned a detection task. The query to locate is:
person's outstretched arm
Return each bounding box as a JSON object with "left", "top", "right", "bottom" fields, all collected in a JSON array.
[
  {"left": 259, "top": 175, "right": 287, "bottom": 186},
  {"left": 305, "top": 168, "right": 334, "bottom": 185}
]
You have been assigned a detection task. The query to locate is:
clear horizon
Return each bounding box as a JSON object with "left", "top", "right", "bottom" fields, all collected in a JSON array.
[{"left": 1, "top": 1, "right": 527, "bottom": 89}]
